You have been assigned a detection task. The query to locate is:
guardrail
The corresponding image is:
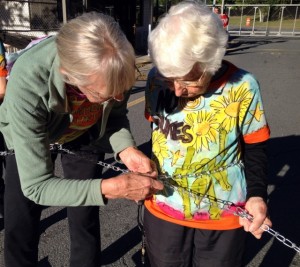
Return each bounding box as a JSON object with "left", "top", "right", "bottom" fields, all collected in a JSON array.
[{"left": 212, "top": 4, "right": 300, "bottom": 37}]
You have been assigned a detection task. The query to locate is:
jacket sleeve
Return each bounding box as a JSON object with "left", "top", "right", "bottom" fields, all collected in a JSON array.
[
  {"left": 242, "top": 140, "right": 268, "bottom": 202},
  {"left": 6, "top": 97, "right": 106, "bottom": 207},
  {"left": 3, "top": 50, "right": 106, "bottom": 207}
]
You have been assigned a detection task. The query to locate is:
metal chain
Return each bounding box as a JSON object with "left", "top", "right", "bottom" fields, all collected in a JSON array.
[
  {"left": 1, "top": 145, "right": 299, "bottom": 253},
  {"left": 0, "top": 150, "right": 14, "bottom": 157},
  {"left": 235, "top": 206, "right": 300, "bottom": 253},
  {"left": 158, "top": 175, "right": 300, "bottom": 254},
  {"left": 49, "top": 144, "right": 130, "bottom": 174},
  {"left": 165, "top": 160, "right": 244, "bottom": 180},
  {"left": 1, "top": 145, "right": 130, "bottom": 174},
  {"left": 95, "top": 160, "right": 130, "bottom": 174}
]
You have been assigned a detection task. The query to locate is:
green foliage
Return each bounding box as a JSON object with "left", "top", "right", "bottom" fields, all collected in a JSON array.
[{"left": 220, "top": 0, "right": 300, "bottom": 4}]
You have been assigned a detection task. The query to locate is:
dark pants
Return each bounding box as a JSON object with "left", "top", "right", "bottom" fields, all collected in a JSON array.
[
  {"left": 144, "top": 208, "right": 247, "bottom": 267},
  {"left": 4, "top": 136, "right": 104, "bottom": 267},
  {"left": 0, "top": 132, "right": 5, "bottom": 217}
]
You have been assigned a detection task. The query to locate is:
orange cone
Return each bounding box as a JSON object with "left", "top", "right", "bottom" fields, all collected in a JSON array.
[{"left": 246, "top": 17, "right": 251, "bottom": 26}]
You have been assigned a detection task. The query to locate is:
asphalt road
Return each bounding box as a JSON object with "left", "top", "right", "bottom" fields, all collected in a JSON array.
[{"left": 0, "top": 36, "right": 300, "bottom": 267}]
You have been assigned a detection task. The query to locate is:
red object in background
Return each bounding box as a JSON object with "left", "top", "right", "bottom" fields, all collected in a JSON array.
[
  {"left": 246, "top": 17, "right": 251, "bottom": 26},
  {"left": 220, "top": 13, "right": 229, "bottom": 28}
]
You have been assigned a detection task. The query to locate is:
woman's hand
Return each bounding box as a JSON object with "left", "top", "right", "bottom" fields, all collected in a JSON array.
[
  {"left": 239, "top": 196, "right": 272, "bottom": 239},
  {"left": 118, "top": 146, "right": 157, "bottom": 175},
  {"left": 101, "top": 172, "right": 164, "bottom": 201}
]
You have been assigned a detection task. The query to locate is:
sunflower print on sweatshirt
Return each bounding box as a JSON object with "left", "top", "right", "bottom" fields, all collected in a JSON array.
[{"left": 144, "top": 61, "right": 270, "bottom": 229}]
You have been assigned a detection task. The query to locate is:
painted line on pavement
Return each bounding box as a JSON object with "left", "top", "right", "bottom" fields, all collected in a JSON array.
[{"left": 127, "top": 96, "right": 145, "bottom": 108}]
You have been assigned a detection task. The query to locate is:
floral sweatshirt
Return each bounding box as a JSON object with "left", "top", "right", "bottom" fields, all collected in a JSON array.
[{"left": 144, "top": 61, "right": 270, "bottom": 230}]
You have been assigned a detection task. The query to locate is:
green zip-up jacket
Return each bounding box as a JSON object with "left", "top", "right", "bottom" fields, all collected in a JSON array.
[{"left": 0, "top": 36, "right": 136, "bottom": 206}]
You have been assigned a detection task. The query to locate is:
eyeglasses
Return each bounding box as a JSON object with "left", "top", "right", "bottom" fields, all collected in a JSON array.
[
  {"left": 79, "top": 86, "right": 126, "bottom": 103},
  {"left": 162, "top": 69, "right": 207, "bottom": 89},
  {"left": 64, "top": 73, "right": 125, "bottom": 103},
  {"left": 83, "top": 87, "right": 114, "bottom": 101}
]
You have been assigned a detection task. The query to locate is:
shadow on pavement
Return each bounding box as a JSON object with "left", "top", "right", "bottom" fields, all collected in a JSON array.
[
  {"left": 38, "top": 257, "right": 52, "bottom": 267},
  {"left": 101, "top": 226, "right": 143, "bottom": 266},
  {"left": 226, "top": 36, "right": 287, "bottom": 55},
  {"left": 39, "top": 208, "right": 67, "bottom": 234}
]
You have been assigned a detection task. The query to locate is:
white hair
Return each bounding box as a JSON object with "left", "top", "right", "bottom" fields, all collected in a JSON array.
[
  {"left": 148, "top": 0, "right": 228, "bottom": 77},
  {"left": 56, "top": 12, "right": 135, "bottom": 95}
]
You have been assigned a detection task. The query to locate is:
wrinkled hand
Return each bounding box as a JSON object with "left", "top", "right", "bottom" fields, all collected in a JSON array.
[
  {"left": 239, "top": 197, "right": 272, "bottom": 239},
  {"left": 119, "top": 147, "right": 157, "bottom": 174},
  {"left": 101, "top": 172, "right": 164, "bottom": 201}
]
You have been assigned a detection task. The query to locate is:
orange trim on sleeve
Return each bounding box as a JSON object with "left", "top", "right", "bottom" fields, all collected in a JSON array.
[
  {"left": 144, "top": 199, "right": 242, "bottom": 230},
  {"left": 244, "top": 125, "right": 270, "bottom": 144},
  {"left": 144, "top": 110, "right": 154, "bottom": 122}
]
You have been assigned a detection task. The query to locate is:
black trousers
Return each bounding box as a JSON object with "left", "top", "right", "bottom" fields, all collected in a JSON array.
[
  {"left": 4, "top": 136, "right": 104, "bottom": 267},
  {"left": 0, "top": 132, "right": 5, "bottom": 179},
  {"left": 0, "top": 132, "right": 5, "bottom": 217},
  {"left": 144, "top": 208, "right": 247, "bottom": 267}
]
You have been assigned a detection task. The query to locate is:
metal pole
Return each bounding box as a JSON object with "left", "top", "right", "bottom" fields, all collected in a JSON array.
[
  {"left": 227, "top": 6, "right": 232, "bottom": 31},
  {"left": 221, "top": 0, "right": 225, "bottom": 14},
  {"left": 62, "top": 0, "right": 67, "bottom": 24},
  {"left": 292, "top": 6, "right": 298, "bottom": 35},
  {"left": 278, "top": 6, "right": 286, "bottom": 35},
  {"left": 239, "top": 0, "right": 244, "bottom": 36},
  {"left": 82, "top": 0, "right": 87, "bottom": 12},
  {"left": 265, "top": 6, "right": 271, "bottom": 36},
  {"left": 252, "top": 7, "right": 258, "bottom": 35}
]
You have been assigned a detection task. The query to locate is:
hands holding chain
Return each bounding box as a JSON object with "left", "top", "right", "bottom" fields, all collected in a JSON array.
[
  {"left": 57, "top": 144, "right": 299, "bottom": 254},
  {"left": 101, "top": 146, "right": 163, "bottom": 202}
]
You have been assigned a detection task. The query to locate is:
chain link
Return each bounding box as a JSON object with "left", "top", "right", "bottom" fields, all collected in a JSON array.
[
  {"left": 0, "top": 150, "right": 14, "bottom": 157},
  {"left": 234, "top": 206, "right": 300, "bottom": 252},
  {"left": 164, "top": 161, "right": 244, "bottom": 180},
  {"left": 158, "top": 175, "right": 300, "bottom": 254},
  {"left": 49, "top": 143, "right": 75, "bottom": 155},
  {"left": 95, "top": 160, "right": 130, "bottom": 174},
  {"left": 50, "top": 144, "right": 130, "bottom": 174},
  {"left": 0, "top": 145, "right": 299, "bottom": 253}
]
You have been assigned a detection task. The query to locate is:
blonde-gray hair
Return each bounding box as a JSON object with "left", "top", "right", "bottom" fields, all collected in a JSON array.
[
  {"left": 56, "top": 12, "right": 136, "bottom": 95},
  {"left": 148, "top": 0, "right": 228, "bottom": 77}
]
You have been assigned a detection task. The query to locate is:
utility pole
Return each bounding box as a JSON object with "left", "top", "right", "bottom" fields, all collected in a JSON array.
[{"left": 62, "top": 0, "right": 67, "bottom": 24}]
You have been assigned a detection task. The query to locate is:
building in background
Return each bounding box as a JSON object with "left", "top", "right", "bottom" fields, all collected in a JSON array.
[
  {"left": 0, "top": 0, "right": 187, "bottom": 54},
  {"left": 85, "top": 0, "right": 180, "bottom": 53}
]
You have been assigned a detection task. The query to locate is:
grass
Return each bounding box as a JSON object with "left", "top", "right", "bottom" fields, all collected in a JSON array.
[{"left": 228, "top": 16, "right": 300, "bottom": 31}]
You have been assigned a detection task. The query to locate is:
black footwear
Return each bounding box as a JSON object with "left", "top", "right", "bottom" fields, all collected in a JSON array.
[
  {"left": 0, "top": 180, "right": 4, "bottom": 219},
  {"left": 0, "top": 202, "right": 3, "bottom": 219}
]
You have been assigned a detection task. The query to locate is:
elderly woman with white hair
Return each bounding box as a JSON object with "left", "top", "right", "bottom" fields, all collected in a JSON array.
[
  {"left": 143, "top": 1, "right": 272, "bottom": 266},
  {"left": 0, "top": 12, "right": 163, "bottom": 267}
]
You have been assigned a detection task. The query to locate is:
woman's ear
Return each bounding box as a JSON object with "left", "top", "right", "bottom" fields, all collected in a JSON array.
[
  {"left": 59, "top": 67, "right": 67, "bottom": 76},
  {"left": 59, "top": 67, "right": 72, "bottom": 83}
]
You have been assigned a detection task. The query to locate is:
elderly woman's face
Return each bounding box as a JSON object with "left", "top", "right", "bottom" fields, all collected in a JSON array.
[
  {"left": 166, "top": 64, "right": 212, "bottom": 98},
  {"left": 61, "top": 68, "right": 126, "bottom": 104},
  {"left": 77, "top": 73, "right": 125, "bottom": 104}
]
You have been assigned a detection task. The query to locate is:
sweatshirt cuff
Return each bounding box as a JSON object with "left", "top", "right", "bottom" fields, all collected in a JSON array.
[
  {"left": 91, "top": 179, "right": 108, "bottom": 206},
  {"left": 246, "top": 188, "right": 268, "bottom": 202}
]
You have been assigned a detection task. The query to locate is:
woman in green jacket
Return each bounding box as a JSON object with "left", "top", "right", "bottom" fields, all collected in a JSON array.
[
  {"left": 0, "top": 12, "right": 163, "bottom": 267},
  {"left": 0, "top": 38, "right": 7, "bottom": 219}
]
